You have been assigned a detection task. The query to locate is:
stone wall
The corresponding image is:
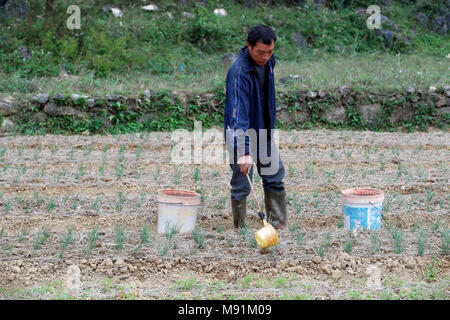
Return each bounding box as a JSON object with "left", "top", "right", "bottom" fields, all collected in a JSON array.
[{"left": 1, "top": 86, "right": 449, "bottom": 134}]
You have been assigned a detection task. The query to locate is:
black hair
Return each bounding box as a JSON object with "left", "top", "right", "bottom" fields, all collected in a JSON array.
[{"left": 247, "top": 25, "right": 276, "bottom": 46}]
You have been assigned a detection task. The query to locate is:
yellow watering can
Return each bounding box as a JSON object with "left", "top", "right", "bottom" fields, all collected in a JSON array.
[{"left": 245, "top": 174, "right": 280, "bottom": 249}]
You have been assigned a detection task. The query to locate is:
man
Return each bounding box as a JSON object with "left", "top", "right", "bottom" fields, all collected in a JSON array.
[{"left": 224, "top": 25, "right": 287, "bottom": 230}]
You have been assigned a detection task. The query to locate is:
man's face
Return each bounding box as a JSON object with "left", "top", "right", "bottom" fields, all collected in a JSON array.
[{"left": 248, "top": 40, "right": 274, "bottom": 66}]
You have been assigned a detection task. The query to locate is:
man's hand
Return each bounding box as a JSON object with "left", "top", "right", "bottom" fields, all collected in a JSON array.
[{"left": 237, "top": 155, "right": 253, "bottom": 175}]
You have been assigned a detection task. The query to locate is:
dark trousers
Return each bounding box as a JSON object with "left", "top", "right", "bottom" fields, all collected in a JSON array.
[{"left": 229, "top": 151, "right": 285, "bottom": 201}]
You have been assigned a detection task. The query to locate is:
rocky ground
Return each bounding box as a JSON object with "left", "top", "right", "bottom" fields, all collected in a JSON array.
[{"left": 0, "top": 128, "right": 448, "bottom": 299}]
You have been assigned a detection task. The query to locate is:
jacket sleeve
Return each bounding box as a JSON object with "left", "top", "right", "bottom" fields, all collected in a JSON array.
[{"left": 225, "top": 67, "right": 253, "bottom": 158}]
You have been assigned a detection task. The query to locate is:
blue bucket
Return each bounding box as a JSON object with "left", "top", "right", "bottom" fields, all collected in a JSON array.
[{"left": 341, "top": 188, "right": 384, "bottom": 231}]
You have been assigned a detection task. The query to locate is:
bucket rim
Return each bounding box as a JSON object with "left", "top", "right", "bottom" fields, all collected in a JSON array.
[
  {"left": 341, "top": 187, "right": 384, "bottom": 203},
  {"left": 157, "top": 189, "right": 201, "bottom": 205}
]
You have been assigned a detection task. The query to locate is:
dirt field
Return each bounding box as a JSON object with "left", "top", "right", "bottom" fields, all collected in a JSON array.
[{"left": 0, "top": 128, "right": 448, "bottom": 300}]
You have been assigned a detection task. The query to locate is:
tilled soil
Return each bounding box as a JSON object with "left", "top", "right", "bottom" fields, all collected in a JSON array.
[{"left": 0, "top": 128, "right": 448, "bottom": 300}]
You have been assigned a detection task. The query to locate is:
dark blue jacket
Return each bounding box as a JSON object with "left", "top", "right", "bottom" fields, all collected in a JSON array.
[{"left": 224, "top": 45, "right": 277, "bottom": 158}]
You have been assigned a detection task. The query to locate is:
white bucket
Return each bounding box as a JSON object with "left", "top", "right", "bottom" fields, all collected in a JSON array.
[
  {"left": 157, "top": 189, "right": 201, "bottom": 234},
  {"left": 341, "top": 188, "right": 384, "bottom": 231}
]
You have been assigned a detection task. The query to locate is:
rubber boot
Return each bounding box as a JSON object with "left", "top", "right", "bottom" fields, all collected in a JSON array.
[
  {"left": 231, "top": 197, "right": 247, "bottom": 228},
  {"left": 264, "top": 190, "right": 287, "bottom": 230}
]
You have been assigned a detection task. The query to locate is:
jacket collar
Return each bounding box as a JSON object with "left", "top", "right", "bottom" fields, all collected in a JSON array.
[
  {"left": 239, "top": 45, "right": 274, "bottom": 73},
  {"left": 239, "top": 45, "right": 257, "bottom": 73}
]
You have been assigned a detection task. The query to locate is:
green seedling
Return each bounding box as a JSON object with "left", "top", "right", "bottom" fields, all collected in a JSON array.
[
  {"left": 33, "top": 191, "right": 43, "bottom": 205},
  {"left": 154, "top": 165, "right": 161, "bottom": 180},
  {"left": 391, "top": 226, "right": 404, "bottom": 254},
  {"left": 289, "top": 221, "right": 300, "bottom": 233},
  {"left": 85, "top": 227, "right": 99, "bottom": 255},
  {"left": 425, "top": 188, "right": 435, "bottom": 211},
  {"left": 173, "top": 169, "right": 181, "bottom": 185},
  {"left": 293, "top": 196, "right": 302, "bottom": 214},
  {"left": 115, "top": 191, "right": 125, "bottom": 212},
  {"left": 286, "top": 192, "right": 295, "bottom": 205},
  {"left": 424, "top": 258, "right": 439, "bottom": 283},
  {"left": 370, "top": 231, "right": 381, "bottom": 254},
  {"left": 91, "top": 196, "right": 102, "bottom": 212},
  {"left": 47, "top": 198, "right": 56, "bottom": 213},
  {"left": 133, "top": 165, "right": 142, "bottom": 179},
  {"left": 344, "top": 148, "right": 353, "bottom": 159},
  {"left": 114, "top": 224, "right": 125, "bottom": 250},
  {"left": 238, "top": 225, "right": 249, "bottom": 239},
  {"left": 140, "top": 223, "right": 151, "bottom": 246},
  {"left": 409, "top": 221, "right": 419, "bottom": 233},
  {"left": 0, "top": 226, "right": 4, "bottom": 237},
  {"left": 215, "top": 195, "right": 227, "bottom": 210},
  {"left": 68, "top": 147, "right": 75, "bottom": 160},
  {"left": 160, "top": 241, "right": 170, "bottom": 256},
  {"left": 75, "top": 162, "right": 85, "bottom": 181},
  {"left": 50, "top": 144, "right": 59, "bottom": 155},
  {"left": 18, "top": 143, "right": 26, "bottom": 156},
  {"left": 240, "top": 274, "right": 256, "bottom": 289},
  {"left": 326, "top": 170, "right": 335, "bottom": 183},
  {"left": 305, "top": 162, "right": 314, "bottom": 179},
  {"left": 33, "top": 227, "right": 50, "bottom": 250},
  {"left": 417, "top": 228, "right": 428, "bottom": 256},
  {"left": 196, "top": 188, "right": 205, "bottom": 203},
  {"left": 313, "top": 232, "right": 332, "bottom": 258},
  {"left": 192, "top": 227, "right": 206, "bottom": 249},
  {"left": 4, "top": 198, "right": 12, "bottom": 214},
  {"left": 83, "top": 144, "right": 93, "bottom": 158},
  {"left": 59, "top": 228, "right": 73, "bottom": 259},
  {"left": 361, "top": 167, "right": 368, "bottom": 179},
  {"left": 431, "top": 220, "right": 440, "bottom": 231},
  {"left": 391, "top": 147, "right": 400, "bottom": 158},
  {"left": 116, "top": 162, "right": 125, "bottom": 179},
  {"left": 397, "top": 161, "right": 406, "bottom": 178},
  {"left": 330, "top": 149, "right": 338, "bottom": 160},
  {"left": 176, "top": 278, "right": 197, "bottom": 291},
  {"left": 135, "top": 145, "right": 141, "bottom": 160},
  {"left": 413, "top": 144, "right": 423, "bottom": 155},
  {"left": 288, "top": 163, "right": 295, "bottom": 177},
  {"left": 383, "top": 195, "right": 393, "bottom": 212},
  {"left": 296, "top": 230, "right": 304, "bottom": 247},
  {"left": 337, "top": 217, "right": 344, "bottom": 229},
  {"left": 193, "top": 166, "right": 200, "bottom": 183},
  {"left": 165, "top": 222, "right": 179, "bottom": 241},
  {"left": 249, "top": 235, "right": 257, "bottom": 247},
  {"left": 118, "top": 145, "right": 125, "bottom": 163},
  {"left": 98, "top": 161, "right": 106, "bottom": 176},
  {"left": 273, "top": 277, "right": 288, "bottom": 288},
  {"left": 18, "top": 229, "right": 28, "bottom": 242},
  {"left": 226, "top": 237, "right": 233, "bottom": 248},
  {"left": 440, "top": 226, "right": 449, "bottom": 255},
  {"left": 343, "top": 231, "right": 355, "bottom": 254},
  {"left": 63, "top": 193, "right": 70, "bottom": 204},
  {"left": 70, "top": 195, "right": 81, "bottom": 210}
]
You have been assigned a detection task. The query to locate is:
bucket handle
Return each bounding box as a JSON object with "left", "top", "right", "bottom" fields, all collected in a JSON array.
[{"left": 368, "top": 201, "right": 383, "bottom": 217}]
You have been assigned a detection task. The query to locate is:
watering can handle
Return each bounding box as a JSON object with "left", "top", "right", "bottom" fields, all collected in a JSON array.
[{"left": 245, "top": 173, "right": 264, "bottom": 220}]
